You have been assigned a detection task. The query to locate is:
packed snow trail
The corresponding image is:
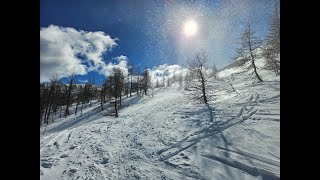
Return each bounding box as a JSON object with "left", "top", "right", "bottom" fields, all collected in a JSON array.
[
  {"left": 40, "top": 78, "right": 279, "bottom": 179},
  {"left": 41, "top": 87, "right": 207, "bottom": 179}
]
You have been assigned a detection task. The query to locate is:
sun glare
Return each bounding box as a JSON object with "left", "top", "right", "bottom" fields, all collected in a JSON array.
[{"left": 183, "top": 20, "right": 198, "bottom": 37}]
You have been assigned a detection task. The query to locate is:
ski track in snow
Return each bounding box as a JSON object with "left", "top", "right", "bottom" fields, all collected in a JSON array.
[{"left": 40, "top": 64, "right": 279, "bottom": 179}]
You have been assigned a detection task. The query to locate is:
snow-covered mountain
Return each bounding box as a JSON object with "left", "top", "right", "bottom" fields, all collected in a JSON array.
[{"left": 40, "top": 57, "right": 280, "bottom": 179}]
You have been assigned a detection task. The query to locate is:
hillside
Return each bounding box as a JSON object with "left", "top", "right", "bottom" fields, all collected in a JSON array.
[{"left": 40, "top": 57, "right": 280, "bottom": 180}]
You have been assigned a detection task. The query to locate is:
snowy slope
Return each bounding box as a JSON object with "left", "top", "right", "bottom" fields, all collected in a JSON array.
[{"left": 40, "top": 58, "right": 279, "bottom": 180}]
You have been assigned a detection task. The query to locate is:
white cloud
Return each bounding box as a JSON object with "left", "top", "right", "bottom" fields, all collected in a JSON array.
[
  {"left": 148, "top": 64, "right": 188, "bottom": 86},
  {"left": 40, "top": 25, "right": 118, "bottom": 82},
  {"left": 78, "top": 79, "right": 89, "bottom": 84},
  {"left": 114, "top": 55, "right": 128, "bottom": 62},
  {"left": 101, "top": 55, "right": 129, "bottom": 77}
]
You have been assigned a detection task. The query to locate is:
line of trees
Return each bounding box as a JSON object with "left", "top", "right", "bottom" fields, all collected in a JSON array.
[
  {"left": 99, "top": 67, "right": 152, "bottom": 117},
  {"left": 40, "top": 65, "right": 154, "bottom": 126},
  {"left": 40, "top": 74, "right": 98, "bottom": 126}
]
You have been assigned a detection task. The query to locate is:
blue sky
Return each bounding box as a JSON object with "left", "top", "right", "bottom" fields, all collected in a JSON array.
[{"left": 40, "top": 0, "right": 279, "bottom": 85}]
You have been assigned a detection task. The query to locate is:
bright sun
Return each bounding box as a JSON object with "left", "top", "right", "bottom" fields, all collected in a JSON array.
[{"left": 183, "top": 20, "right": 198, "bottom": 37}]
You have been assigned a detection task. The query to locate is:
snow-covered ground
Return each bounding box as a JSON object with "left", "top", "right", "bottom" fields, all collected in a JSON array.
[{"left": 40, "top": 58, "right": 280, "bottom": 180}]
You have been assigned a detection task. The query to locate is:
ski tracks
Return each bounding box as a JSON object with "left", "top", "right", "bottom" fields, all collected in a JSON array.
[
  {"left": 155, "top": 93, "right": 280, "bottom": 179},
  {"left": 157, "top": 94, "right": 259, "bottom": 162}
]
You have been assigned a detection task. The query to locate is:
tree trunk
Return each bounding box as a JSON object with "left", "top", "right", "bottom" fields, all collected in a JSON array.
[
  {"left": 199, "top": 70, "right": 208, "bottom": 103},
  {"left": 100, "top": 91, "right": 104, "bottom": 111},
  {"left": 136, "top": 83, "right": 139, "bottom": 96},
  {"left": 144, "top": 85, "right": 147, "bottom": 96},
  {"left": 51, "top": 110, "right": 54, "bottom": 123},
  {"left": 46, "top": 105, "right": 52, "bottom": 123},
  {"left": 75, "top": 102, "right": 79, "bottom": 115},
  {"left": 43, "top": 105, "right": 48, "bottom": 125},
  {"left": 127, "top": 75, "right": 129, "bottom": 98},
  {"left": 130, "top": 75, "right": 132, "bottom": 97},
  {"left": 251, "top": 55, "right": 263, "bottom": 82},
  {"left": 248, "top": 35, "right": 263, "bottom": 82},
  {"left": 65, "top": 78, "right": 74, "bottom": 118},
  {"left": 81, "top": 102, "right": 84, "bottom": 115},
  {"left": 46, "top": 84, "right": 55, "bottom": 122},
  {"left": 114, "top": 97, "right": 118, "bottom": 117},
  {"left": 60, "top": 105, "right": 63, "bottom": 118}
]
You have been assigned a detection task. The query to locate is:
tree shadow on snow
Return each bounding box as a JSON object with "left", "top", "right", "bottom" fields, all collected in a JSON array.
[
  {"left": 46, "top": 106, "right": 103, "bottom": 133},
  {"left": 176, "top": 103, "right": 217, "bottom": 129}
]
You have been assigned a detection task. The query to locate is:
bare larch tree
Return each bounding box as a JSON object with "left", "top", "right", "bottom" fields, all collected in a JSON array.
[
  {"left": 64, "top": 73, "right": 75, "bottom": 118},
  {"left": 142, "top": 68, "right": 151, "bottom": 96},
  {"left": 186, "top": 51, "right": 210, "bottom": 103},
  {"left": 237, "top": 23, "right": 263, "bottom": 82},
  {"left": 107, "top": 68, "right": 124, "bottom": 117}
]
